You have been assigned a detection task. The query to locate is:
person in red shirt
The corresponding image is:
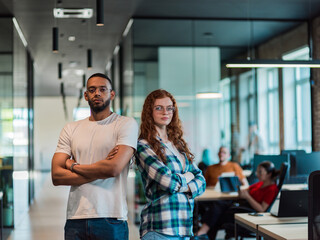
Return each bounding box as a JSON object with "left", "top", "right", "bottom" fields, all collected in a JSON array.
[
  {"left": 194, "top": 161, "right": 280, "bottom": 240},
  {"left": 239, "top": 161, "right": 279, "bottom": 212}
]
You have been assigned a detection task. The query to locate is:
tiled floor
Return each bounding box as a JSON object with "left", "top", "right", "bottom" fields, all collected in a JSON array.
[
  {"left": 7, "top": 173, "right": 140, "bottom": 240},
  {"left": 5, "top": 174, "right": 232, "bottom": 240}
]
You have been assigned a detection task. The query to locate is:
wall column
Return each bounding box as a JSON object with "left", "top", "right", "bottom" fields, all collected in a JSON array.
[{"left": 311, "top": 17, "right": 320, "bottom": 151}]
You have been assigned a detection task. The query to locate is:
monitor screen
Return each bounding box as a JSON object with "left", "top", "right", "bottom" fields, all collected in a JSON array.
[{"left": 296, "top": 152, "right": 320, "bottom": 176}]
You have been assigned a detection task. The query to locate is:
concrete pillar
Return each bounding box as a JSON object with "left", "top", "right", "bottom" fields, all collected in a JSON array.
[{"left": 311, "top": 17, "right": 320, "bottom": 151}]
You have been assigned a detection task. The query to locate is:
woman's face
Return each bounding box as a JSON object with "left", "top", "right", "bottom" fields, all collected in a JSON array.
[
  {"left": 152, "top": 97, "right": 174, "bottom": 128},
  {"left": 256, "top": 166, "right": 271, "bottom": 182}
]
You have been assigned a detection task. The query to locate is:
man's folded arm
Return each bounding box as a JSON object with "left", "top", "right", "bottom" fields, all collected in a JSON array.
[
  {"left": 69, "top": 145, "right": 135, "bottom": 179},
  {"left": 51, "top": 152, "right": 97, "bottom": 186}
]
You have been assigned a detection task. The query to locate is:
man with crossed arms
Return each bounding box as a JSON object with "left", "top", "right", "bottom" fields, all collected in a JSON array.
[{"left": 52, "top": 73, "right": 138, "bottom": 240}]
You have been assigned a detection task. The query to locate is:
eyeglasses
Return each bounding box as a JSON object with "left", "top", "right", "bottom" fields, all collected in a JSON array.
[
  {"left": 87, "top": 87, "right": 112, "bottom": 94},
  {"left": 154, "top": 105, "right": 175, "bottom": 113}
]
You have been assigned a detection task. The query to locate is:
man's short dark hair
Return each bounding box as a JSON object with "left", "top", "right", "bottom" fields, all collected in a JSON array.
[{"left": 87, "top": 73, "right": 113, "bottom": 89}]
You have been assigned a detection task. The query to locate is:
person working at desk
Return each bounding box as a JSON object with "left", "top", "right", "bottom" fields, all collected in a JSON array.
[
  {"left": 196, "top": 161, "right": 280, "bottom": 240},
  {"left": 194, "top": 146, "right": 248, "bottom": 240},
  {"left": 204, "top": 146, "right": 248, "bottom": 188}
]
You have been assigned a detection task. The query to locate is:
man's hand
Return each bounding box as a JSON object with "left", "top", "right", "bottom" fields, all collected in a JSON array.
[
  {"left": 51, "top": 152, "right": 97, "bottom": 186},
  {"left": 106, "top": 146, "right": 118, "bottom": 160},
  {"left": 66, "top": 158, "right": 76, "bottom": 171}
]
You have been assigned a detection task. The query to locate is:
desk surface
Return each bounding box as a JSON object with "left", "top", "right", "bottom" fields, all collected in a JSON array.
[
  {"left": 235, "top": 213, "right": 308, "bottom": 229},
  {"left": 282, "top": 184, "right": 308, "bottom": 190},
  {"left": 196, "top": 188, "right": 239, "bottom": 201},
  {"left": 258, "top": 223, "right": 307, "bottom": 240}
]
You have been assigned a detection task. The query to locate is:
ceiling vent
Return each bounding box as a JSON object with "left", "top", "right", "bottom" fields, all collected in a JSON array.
[{"left": 53, "top": 8, "right": 93, "bottom": 19}]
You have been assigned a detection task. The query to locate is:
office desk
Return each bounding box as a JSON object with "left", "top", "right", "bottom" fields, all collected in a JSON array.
[
  {"left": 194, "top": 188, "right": 239, "bottom": 232},
  {"left": 282, "top": 184, "right": 308, "bottom": 190},
  {"left": 258, "top": 223, "right": 307, "bottom": 240},
  {"left": 196, "top": 188, "right": 239, "bottom": 202},
  {"left": 234, "top": 213, "right": 307, "bottom": 240}
]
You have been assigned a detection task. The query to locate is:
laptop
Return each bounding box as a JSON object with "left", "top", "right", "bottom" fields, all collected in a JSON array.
[
  {"left": 219, "top": 175, "right": 240, "bottom": 193},
  {"left": 270, "top": 190, "right": 308, "bottom": 217}
]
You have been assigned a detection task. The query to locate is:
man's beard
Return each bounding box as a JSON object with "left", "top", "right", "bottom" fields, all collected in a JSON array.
[{"left": 88, "top": 97, "right": 111, "bottom": 113}]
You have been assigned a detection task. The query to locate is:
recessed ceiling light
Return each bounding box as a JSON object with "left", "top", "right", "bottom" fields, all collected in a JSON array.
[
  {"left": 53, "top": 8, "right": 93, "bottom": 19},
  {"left": 68, "top": 36, "right": 76, "bottom": 41},
  {"left": 69, "top": 61, "right": 79, "bottom": 67}
]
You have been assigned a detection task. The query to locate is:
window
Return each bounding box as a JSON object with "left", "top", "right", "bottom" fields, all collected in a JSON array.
[
  {"left": 239, "top": 70, "right": 258, "bottom": 164},
  {"left": 282, "top": 46, "right": 311, "bottom": 152},
  {"left": 219, "top": 78, "right": 231, "bottom": 148},
  {"left": 266, "top": 69, "right": 279, "bottom": 153}
]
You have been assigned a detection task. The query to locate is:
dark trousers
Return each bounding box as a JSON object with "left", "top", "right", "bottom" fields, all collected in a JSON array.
[
  {"left": 198, "top": 200, "right": 254, "bottom": 240},
  {"left": 197, "top": 200, "right": 233, "bottom": 239},
  {"left": 64, "top": 218, "right": 128, "bottom": 240}
]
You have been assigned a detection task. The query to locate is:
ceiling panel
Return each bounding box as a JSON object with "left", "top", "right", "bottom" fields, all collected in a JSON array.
[{"left": 0, "top": 0, "right": 320, "bottom": 96}]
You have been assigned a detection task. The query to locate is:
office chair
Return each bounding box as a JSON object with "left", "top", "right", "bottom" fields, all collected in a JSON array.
[
  {"left": 308, "top": 170, "right": 320, "bottom": 240},
  {"left": 221, "top": 162, "right": 289, "bottom": 240},
  {"left": 247, "top": 154, "right": 290, "bottom": 185}
]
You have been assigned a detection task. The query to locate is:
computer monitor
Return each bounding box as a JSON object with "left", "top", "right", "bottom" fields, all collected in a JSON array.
[
  {"left": 309, "top": 171, "right": 320, "bottom": 240},
  {"left": 281, "top": 149, "right": 306, "bottom": 176},
  {"left": 296, "top": 152, "right": 320, "bottom": 175}
]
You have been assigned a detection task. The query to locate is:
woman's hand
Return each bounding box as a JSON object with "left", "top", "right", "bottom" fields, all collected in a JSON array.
[
  {"left": 238, "top": 188, "right": 250, "bottom": 199},
  {"left": 106, "top": 146, "right": 119, "bottom": 160}
]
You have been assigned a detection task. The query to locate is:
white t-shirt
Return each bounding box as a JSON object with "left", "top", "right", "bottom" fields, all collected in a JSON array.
[{"left": 55, "top": 113, "right": 138, "bottom": 220}]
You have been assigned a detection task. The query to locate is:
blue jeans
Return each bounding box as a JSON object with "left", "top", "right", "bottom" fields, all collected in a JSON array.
[
  {"left": 64, "top": 218, "right": 128, "bottom": 240},
  {"left": 142, "top": 231, "right": 190, "bottom": 240}
]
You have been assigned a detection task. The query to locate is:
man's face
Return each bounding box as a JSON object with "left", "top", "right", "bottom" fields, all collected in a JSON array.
[
  {"left": 84, "top": 76, "right": 114, "bottom": 113},
  {"left": 218, "top": 147, "right": 230, "bottom": 163}
]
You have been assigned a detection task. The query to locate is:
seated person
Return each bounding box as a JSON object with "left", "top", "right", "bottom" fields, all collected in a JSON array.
[
  {"left": 204, "top": 146, "right": 248, "bottom": 188},
  {"left": 196, "top": 161, "right": 280, "bottom": 240},
  {"left": 194, "top": 146, "right": 248, "bottom": 240}
]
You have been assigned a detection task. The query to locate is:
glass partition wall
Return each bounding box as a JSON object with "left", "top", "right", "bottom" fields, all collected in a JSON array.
[
  {"left": 128, "top": 18, "right": 312, "bottom": 166},
  {"left": 0, "top": 18, "right": 15, "bottom": 227},
  {"left": 0, "top": 18, "right": 34, "bottom": 228}
]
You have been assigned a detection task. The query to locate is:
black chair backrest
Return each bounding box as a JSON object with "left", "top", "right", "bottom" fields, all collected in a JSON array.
[
  {"left": 248, "top": 154, "right": 290, "bottom": 185},
  {"left": 308, "top": 170, "right": 320, "bottom": 240},
  {"left": 266, "top": 162, "right": 289, "bottom": 212}
]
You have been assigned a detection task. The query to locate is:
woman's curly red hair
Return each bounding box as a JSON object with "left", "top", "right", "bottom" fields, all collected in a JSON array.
[{"left": 139, "top": 89, "right": 194, "bottom": 164}]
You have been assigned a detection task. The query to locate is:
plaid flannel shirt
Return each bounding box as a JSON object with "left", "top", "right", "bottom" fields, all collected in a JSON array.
[{"left": 135, "top": 138, "right": 206, "bottom": 237}]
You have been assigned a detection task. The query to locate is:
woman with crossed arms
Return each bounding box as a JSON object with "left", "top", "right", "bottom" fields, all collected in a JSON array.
[{"left": 135, "top": 89, "right": 206, "bottom": 240}]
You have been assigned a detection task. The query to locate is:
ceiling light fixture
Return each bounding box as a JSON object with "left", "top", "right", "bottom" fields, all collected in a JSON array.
[
  {"left": 113, "top": 45, "right": 120, "bottom": 55},
  {"left": 60, "top": 82, "right": 64, "bottom": 96},
  {"left": 106, "top": 61, "right": 112, "bottom": 71},
  {"left": 53, "top": 27, "right": 59, "bottom": 53},
  {"left": 96, "top": 0, "right": 104, "bottom": 26},
  {"left": 13, "top": 18, "right": 28, "bottom": 47},
  {"left": 68, "top": 36, "right": 76, "bottom": 41},
  {"left": 226, "top": 59, "right": 320, "bottom": 68},
  {"left": 58, "top": 62, "right": 62, "bottom": 79},
  {"left": 196, "top": 92, "right": 223, "bottom": 99},
  {"left": 87, "top": 49, "right": 92, "bottom": 69},
  {"left": 122, "top": 19, "right": 133, "bottom": 37},
  {"left": 53, "top": 8, "right": 93, "bottom": 18},
  {"left": 83, "top": 74, "right": 86, "bottom": 88}
]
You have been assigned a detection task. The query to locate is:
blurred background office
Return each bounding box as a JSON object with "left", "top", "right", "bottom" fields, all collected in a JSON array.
[{"left": 0, "top": 0, "right": 320, "bottom": 239}]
